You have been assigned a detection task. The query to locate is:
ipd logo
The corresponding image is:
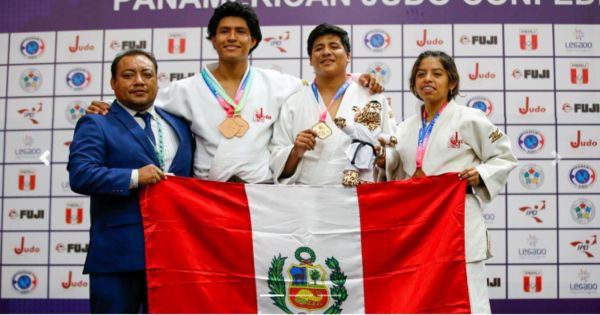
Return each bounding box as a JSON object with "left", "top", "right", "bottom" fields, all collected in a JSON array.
[
  {"left": 12, "top": 271, "right": 37, "bottom": 293},
  {"left": 20, "top": 37, "right": 45, "bottom": 58}
]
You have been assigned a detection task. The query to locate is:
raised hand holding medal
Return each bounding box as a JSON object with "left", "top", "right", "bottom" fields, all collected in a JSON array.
[
  {"left": 311, "top": 75, "right": 352, "bottom": 139},
  {"left": 202, "top": 67, "right": 254, "bottom": 139}
]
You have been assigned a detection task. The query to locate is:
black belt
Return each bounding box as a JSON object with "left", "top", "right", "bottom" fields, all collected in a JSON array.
[{"left": 350, "top": 139, "right": 376, "bottom": 166}]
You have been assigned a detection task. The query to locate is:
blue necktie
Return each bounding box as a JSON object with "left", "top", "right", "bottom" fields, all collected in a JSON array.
[{"left": 136, "top": 112, "right": 156, "bottom": 145}]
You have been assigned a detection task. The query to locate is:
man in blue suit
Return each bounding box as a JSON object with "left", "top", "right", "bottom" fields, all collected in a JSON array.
[{"left": 68, "top": 49, "right": 194, "bottom": 313}]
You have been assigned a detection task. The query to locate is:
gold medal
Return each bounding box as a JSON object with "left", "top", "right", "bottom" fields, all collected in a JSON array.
[
  {"left": 312, "top": 121, "right": 332, "bottom": 139},
  {"left": 412, "top": 167, "right": 426, "bottom": 178},
  {"left": 218, "top": 117, "right": 240, "bottom": 139},
  {"left": 233, "top": 116, "right": 249, "bottom": 137}
]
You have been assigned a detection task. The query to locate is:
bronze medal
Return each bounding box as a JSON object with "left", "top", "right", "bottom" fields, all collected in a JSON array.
[
  {"left": 218, "top": 117, "right": 240, "bottom": 139},
  {"left": 412, "top": 167, "right": 427, "bottom": 178},
  {"left": 312, "top": 121, "right": 332, "bottom": 139},
  {"left": 233, "top": 116, "right": 249, "bottom": 137}
]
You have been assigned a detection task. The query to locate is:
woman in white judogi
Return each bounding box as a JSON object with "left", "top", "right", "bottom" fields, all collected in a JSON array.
[{"left": 378, "top": 51, "right": 517, "bottom": 314}]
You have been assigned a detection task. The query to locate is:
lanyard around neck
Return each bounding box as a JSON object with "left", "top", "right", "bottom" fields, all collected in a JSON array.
[
  {"left": 201, "top": 66, "right": 254, "bottom": 117},
  {"left": 415, "top": 101, "right": 449, "bottom": 169},
  {"left": 311, "top": 75, "right": 352, "bottom": 123}
]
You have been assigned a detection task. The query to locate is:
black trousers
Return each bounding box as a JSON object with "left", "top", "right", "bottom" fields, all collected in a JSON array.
[{"left": 89, "top": 270, "right": 148, "bottom": 313}]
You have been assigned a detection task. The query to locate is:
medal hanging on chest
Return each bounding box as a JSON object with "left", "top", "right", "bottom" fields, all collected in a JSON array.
[
  {"left": 311, "top": 76, "right": 352, "bottom": 140},
  {"left": 413, "top": 101, "right": 448, "bottom": 178},
  {"left": 202, "top": 67, "right": 254, "bottom": 139}
]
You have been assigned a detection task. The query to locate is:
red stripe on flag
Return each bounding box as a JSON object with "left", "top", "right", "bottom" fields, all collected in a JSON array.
[
  {"left": 358, "top": 173, "right": 470, "bottom": 313},
  {"left": 140, "top": 177, "right": 257, "bottom": 313}
]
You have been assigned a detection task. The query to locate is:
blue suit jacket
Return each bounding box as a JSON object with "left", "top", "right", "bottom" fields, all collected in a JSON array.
[{"left": 68, "top": 101, "right": 194, "bottom": 274}]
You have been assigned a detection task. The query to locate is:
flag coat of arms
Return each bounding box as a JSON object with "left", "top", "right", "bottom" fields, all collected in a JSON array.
[{"left": 140, "top": 173, "right": 470, "bottom": 313}]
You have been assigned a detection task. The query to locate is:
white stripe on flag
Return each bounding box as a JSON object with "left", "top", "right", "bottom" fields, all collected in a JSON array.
[{"left": 246, "top": 184, "right": 366, "bottom": 313}]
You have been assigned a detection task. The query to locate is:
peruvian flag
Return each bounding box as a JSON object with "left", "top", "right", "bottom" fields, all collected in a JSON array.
[{"left": 140, "top": 173, "right": 470, "bottom": 313}]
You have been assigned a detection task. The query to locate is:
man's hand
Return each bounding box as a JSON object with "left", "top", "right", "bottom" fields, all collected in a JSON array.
[
  {"left": 459, "top": 167, "right": 481, "bottom": 187},
  {"left": 358, "top": 73, "right": 384, "bottom": 94},
  {"left": 292, "top": 129, "right": 318, "bottom": 158},
  {"left": 138, "top": 164, "right": 166, "bottom": 186},
  {"left": 86, "top": 101, "right": 110, "bottom": 115}
]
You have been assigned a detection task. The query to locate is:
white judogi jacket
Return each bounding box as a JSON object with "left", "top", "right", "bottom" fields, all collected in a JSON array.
[
  {"left": 157, "top": 63, "right": 301, "bottom": 183},
  {"left": 384, "top": 99, "right": 517, "bottom": 262},
  {"left": 271, "top": 81, "right": 396, "bottom": 185}
]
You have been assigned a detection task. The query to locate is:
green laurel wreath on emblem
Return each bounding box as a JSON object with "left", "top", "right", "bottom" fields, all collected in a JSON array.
[{"left": 267, "top": 247, "right": 348, "bottom": 314}]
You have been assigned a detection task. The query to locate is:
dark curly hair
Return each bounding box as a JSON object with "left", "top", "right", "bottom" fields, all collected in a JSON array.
[{"left": 206, "top": 1, "right": 262, "bottom": 54}]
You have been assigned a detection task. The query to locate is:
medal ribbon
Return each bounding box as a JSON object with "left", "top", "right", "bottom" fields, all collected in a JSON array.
[
  {"left": 154, "top": 116, "right": 166, "bottom": 171},
  {"left": 415, "top": 101, "right": 448, "bottom": 169},
  {"left": 201, "top": 66, "right": 254, "bottom": 117},
  {"left": 311, "top": 75, "right": 352, "bottom": 122}
]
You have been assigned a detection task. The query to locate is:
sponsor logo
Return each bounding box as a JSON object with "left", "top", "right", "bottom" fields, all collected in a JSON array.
[
  {"left": 467, "top": 96, "right": 493, "bottom": 116},
  {"left": 416, "top": 29, "right": 443, "bottom": 47},
  {"left": 565, "top": 29, "right": 593, "bottom": 51},
  {"left": 8, "top": 209, "right": 18, "bottom": 219},
  {"left": 18, "top": 169, "right": 37, "bottom": 191},
  {"left": 55, "top": 243, "right": 89, "bottom": 253},
  {"left": 158, "top": 72, "right": 195, "bottom": 83},
  {"left": 569, "top": 164, "right": 596, "bottom": 188},
  {"left": 518, "top": 96, "right": 546, "bottom": 115},
  {"left": 518, "top": 130, "right": 545, "bottom": 153},
  {"left": 20, "top": 37, "right": 45, "bottom": 58},
  {"left": 19, "top": 69, "right": 42, "bottom": 92},
  {"left": 448, "top": 131, "right": 464, "bottom": 149},
  {"left": 17, "top": 102, "right": 43, "bottom": 125},
  {"left": 519, "top": 29, "right": 538, "bottom": 51},
  {"left": 61, "top": 271, "right": 88, "bottom": 289},
  {"left": 570, "top": 130, "right": 598, "bottom": 149},
  {"left": 9, "top": 209, "right": 44, "bottom": 220},
  {"left": 518, "top": 234, "right": 547, "bottom": 259},
  {"left": 487, "top": 277, "right": 501, "bottom": 288},
  {"left": 468, "top": 62, "right": 496, "bottom": 81},
  {"left": 519, "top": 164, "right": 544, "bottom": 189},
  {"left": 263, "top": 31, "right": 290, "bottom": 53},
  {"left": 14, "top": 135, "right": 42, "bottom": 160},
  {"left": 68, "top": 35, "right": 95, "bottom": 53},
  {"left": 563, "top": 102, "right": 600, "bottom": 113},
  {"left": 12, "top": 271, "right": 37, "bottom": 293},
  {"left": 65, "top": 100, "right": 87, "bottom": 125},
  {"left": 14, "top": 236, "right": 41, "bottom": 255},
  {"left": 571, "top": 199, "right": 595, "bottom": 225},
  {"left": 66, "top": 203, "right": 84, "bottom": 224},
  {"left": 523, "top": 270, "right": 542, "bottom": 293},
  {"left": 570, "top": 235, "right": 597, "bottom": 258},
  {"left": 519, "top": 200, "right": 546, "bottom": 223},
  {"left": 110, "top": 40, "right": 147, "bottom": 51},
  {"left": 569, "top": 268, "right": 598, "bottom": 295},
  {"left": 66, "top": 68, "right": 92, "bottom": 90},
  {"left": 571, "top": 62, "right": 589, "bottom": 85},
  {"left": 167, "top": 33, "right": 186, "bottom": 54},
  {"left": 254, "top": 107, "right": 272, "bottom": 122},
  {"left": 460, "top": 35, "right": 498, "bottom": 46},
  {"left": 367, "top": 62, "right": 391, "bottom": 86},
  {"left": 512, "top": 68, "right": 550, "bottom": 79},
  {"left": 364, "top": 30, "right": 391, "bottom": 51},
  {"left": 55, "top": 243, "right": 66, "bottom": 253},
  {"left": 573, "top": 103, "right": 600, "bottom": 113}
]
